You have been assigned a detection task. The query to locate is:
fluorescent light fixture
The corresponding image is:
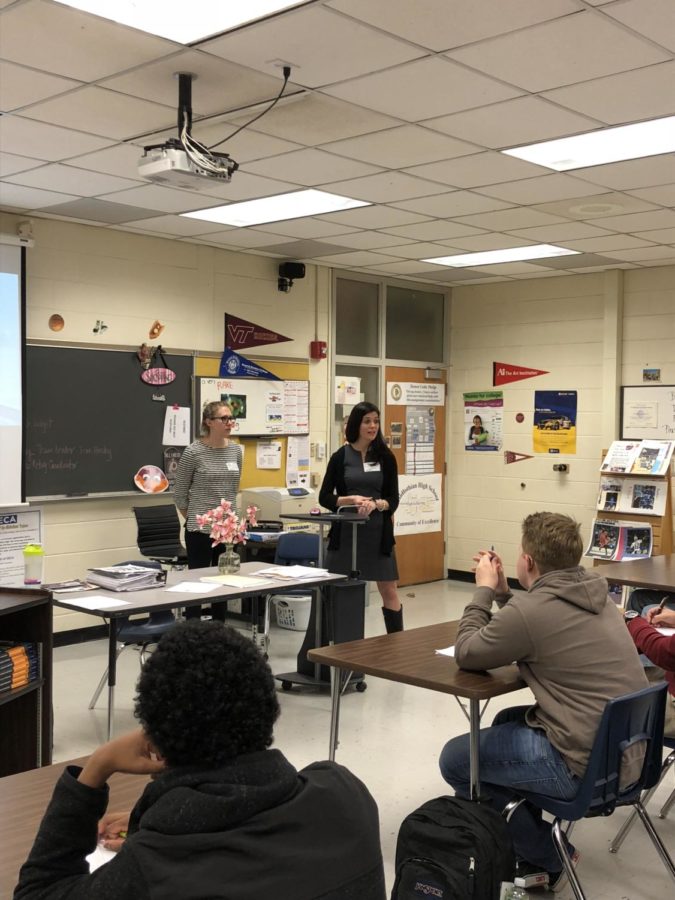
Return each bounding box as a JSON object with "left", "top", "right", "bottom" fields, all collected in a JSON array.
[
  {"left": 423, "top": 244, "right": 579, "bottom": 267},
  {"left": 503, "top": 115, "right": 675, "bottom": 171},
  {"left": 53, "top": 0, "right": 307, "bottom": 43},
  {"left": 182, "top": 190, "right": 370, "bottom": 227}
]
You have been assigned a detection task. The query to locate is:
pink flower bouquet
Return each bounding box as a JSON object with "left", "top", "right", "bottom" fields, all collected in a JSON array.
[{"left": 195, "top": 500, "right": 258, "bottom": 547}]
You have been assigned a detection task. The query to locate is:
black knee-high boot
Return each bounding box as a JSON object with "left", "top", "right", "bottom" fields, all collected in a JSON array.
[{"left": 382, "top": 605, "right": 404, "bottom": 633}]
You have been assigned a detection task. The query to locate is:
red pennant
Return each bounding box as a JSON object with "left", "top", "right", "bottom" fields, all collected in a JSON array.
[
  {"left": 493, "top": 362, "right": 548, "bottom": 386},
  {"left": 225, "top": 314, "right": 292, "bottom": 351},
  {"left": 504, "top": 450, "right": 534, "bottom": 465}
]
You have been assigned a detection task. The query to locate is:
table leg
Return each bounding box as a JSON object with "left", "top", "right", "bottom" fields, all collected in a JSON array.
[
  {"left": 313, "top": 586, "right": 323, "bottom": 682},
  {"left": 469, "top": 697, "right": 481, "bottom": 800},
  {"left": 328, "top": 665, "right": 342, "bottom": 761},
  {"left": 107, "top": 619, "right": 117, "bottom": 741}
]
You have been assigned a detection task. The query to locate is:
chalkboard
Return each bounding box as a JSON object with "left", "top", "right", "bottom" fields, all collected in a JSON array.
[
  {"left": 621, "top": 385, "right": 675, "bottom": 440},
  {"left": 25, "top": 345, "right": 193, "bottom": 499}
]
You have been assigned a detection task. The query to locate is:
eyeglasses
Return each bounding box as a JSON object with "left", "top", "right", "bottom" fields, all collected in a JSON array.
[{"left": 211, "top": 415, "right": 235, "bottom": 423}]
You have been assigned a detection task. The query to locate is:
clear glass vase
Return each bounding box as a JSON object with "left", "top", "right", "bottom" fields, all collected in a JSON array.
[{"left": 218, "top": 544, "right": 241, "bottom": 575}]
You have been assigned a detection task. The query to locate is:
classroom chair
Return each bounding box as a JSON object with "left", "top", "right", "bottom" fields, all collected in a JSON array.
[
  {"left": 503, "top": 682, "right": 675, "bottom": 900},
  {"left": 132, "top": 504, "right": 188, "bottom": 567},
  {"left": 88, "top": 560, "right": 177, "bottom": 710}
]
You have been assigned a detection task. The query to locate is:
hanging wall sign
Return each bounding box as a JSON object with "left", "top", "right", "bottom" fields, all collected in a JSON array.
[
  {"left": 219, "top": 348, "right": 281, "bottom": 380},
  {"left": 493, "top": 361, "right": 548, "bottom": 386},
  {"left": 387, "top": 382, "right": 445, "bottom": 405},
  {"left": 224, "top": 314, "right": 291, "bottom": 351}
]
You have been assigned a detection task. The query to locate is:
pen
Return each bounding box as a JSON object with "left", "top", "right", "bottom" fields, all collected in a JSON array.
[{"left": 658, "top": 595, "right": 670, "bottom": 610}]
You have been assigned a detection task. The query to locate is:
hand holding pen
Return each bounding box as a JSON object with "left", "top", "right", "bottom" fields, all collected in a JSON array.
[{"left": 646, "top": 595, "right": 675, "bottom": 628}]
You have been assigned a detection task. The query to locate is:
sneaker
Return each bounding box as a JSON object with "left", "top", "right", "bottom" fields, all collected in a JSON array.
[{"left": 548, "top": 850, "right": 581, "bottom": 893}]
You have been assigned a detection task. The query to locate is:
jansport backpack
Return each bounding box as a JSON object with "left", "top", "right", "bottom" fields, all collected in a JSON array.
[{"left": 392, "top": 796, "right": 516, "bottom": 900}]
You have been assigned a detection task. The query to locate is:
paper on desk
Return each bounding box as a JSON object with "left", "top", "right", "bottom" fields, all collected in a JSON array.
[
  {"left": 254, "top": 565, "right": 330, "bottom": 579},
  {"left": 200, "top": 574, "right": 273, "bottom": 588},
  {"left": 435, "top": 645, "right": 455, "bottom": 657},
  {"left": 87, "top": 843, "right": 116, "bottom": 872},
  {"left": 62, "top": 596, "right": 131, "bottom": 610},
  {"left": 657, "top": 627, "right": 675, "bottom": 636},
  {"left": 166, "top": 581, "right": 220, "bottom": 593}
]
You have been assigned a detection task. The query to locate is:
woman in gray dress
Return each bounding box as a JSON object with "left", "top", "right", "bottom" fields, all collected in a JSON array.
[{"left": 319, "top": 402, "right": 403, "bottom": 633}]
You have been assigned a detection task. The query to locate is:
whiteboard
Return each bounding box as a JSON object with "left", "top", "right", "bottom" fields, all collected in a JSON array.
[
  {"left": 196, "top": 376, "right": 309, "bottom": 436},
  {"left": 621, "top": 385, "right": 675, "bottom": 439}
]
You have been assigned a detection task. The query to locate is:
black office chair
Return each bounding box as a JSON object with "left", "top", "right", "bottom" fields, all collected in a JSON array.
[
  {"left": 132, "top": 504, "right": 187, "bottom": 567},
  {"left": 88, "top": 560, "right": 177, "bottom": 710}
]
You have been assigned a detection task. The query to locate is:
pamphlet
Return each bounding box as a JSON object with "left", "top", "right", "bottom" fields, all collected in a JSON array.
[
  {"left": 585, "top": 519, "right": 652, "bottom": 561},
  {"left": 596, "top": 477, "right": 667, "bottom": 516},
  {"left": 601, "top": 440, "right": 675, "bottom": 476}
]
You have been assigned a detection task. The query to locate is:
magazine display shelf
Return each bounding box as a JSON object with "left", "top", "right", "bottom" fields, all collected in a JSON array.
[
  {"left": 0, "top": 588, "right": 53, "bottom": 776},
  {"left": 595, "top": 450, "right": 673, "bottom": 562}
]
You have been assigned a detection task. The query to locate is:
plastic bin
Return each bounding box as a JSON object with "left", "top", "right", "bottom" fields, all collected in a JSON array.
[{"left": 273, "top": 595, "right": 312, "bottom": 631}]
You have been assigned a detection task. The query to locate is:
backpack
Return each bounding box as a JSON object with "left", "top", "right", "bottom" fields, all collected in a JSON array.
[{"left": 391, "top": 795, "right": 516, "bottom": 900}]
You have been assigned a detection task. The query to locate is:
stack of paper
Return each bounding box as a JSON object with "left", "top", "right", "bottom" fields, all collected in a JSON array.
[
  {"left": 254, "top": 565, "right": 330, "bottom": 579},
  {"left": 86, "top": 564, "right": 165, "bottom": 592},
  {"left": 601, "top": 440, "right": 675, "bottom": 476}
]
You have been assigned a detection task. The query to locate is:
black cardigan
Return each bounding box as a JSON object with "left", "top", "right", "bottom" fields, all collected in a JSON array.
[{"left": 319, "top": 445, "right": 399, "bottom": 556}]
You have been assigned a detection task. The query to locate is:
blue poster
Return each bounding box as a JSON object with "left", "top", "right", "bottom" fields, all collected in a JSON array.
[{"left": 219, "top": 349, "right": 281, "bottom": 380}]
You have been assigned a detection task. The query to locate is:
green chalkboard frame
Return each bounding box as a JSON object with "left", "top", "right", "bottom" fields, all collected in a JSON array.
[{"left": 25, "top": 344, "right": 194, "bottom": 499}]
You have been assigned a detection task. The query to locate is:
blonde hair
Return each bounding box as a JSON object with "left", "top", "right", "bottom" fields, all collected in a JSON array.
[
  {"left": 200, "top": 401, "right": 231, "bottom": 436},
  {"left": 521, "top": 512, "right": 583, "bottom": 573}
]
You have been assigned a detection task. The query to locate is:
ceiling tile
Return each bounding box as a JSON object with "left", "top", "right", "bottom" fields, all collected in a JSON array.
[
  {"left": 35, "top": 199, "right": 162, "bottom": 223},
  {"left": 392, "top": 191, "right": 513, "bottom": 217},
  {"left": 572, "top": 155, "right": 675, "bottom": 191},
  {"left": 323, "top": 57, "right": 522, "bottom": 121},
  {"left": 542, "top": 60, "right": 675, "bottom": 124},
  {"left": 626, "top": 184, "right": 675, "bottom": 207},
  {"left": 317, "top": 206, "right": 431, "bottom": 229},
  {"left": 244, "top": 148, "right": 382, "bottom": 185},
  {"left": 404, "top": 151, "right": 547, "bottom": 188},
  {"left": 321, "top": 125, "right": 479, "bottom": 169},
  {"left": 584, "top": 209, "right": 675, "bottom": 232},
  {"left": 362, "top": 259, "right": 453, "bottom": 275},
  {"left": 0, "top": 183, "right": 79, "bottom": 210},
  {"left": 255, "top": 240, "right": 353, "bottom": 258},
  {"left": 187, "top": 172, "right": 300, "bottom": 203},
  {"left": 98, "top": 184, "right": 225, "bottom": 215},
  {"left": 254, "top": 218, "right": 360, "bottom": 238},
  {"left": 476, "top": 174, "right": 607, "bottom": 205},
  {"left": 601, "top": 245, "right": 675, "bottom": 262},
  {"left": 632, "top": 227, "right": 675, "bottom": 244},
  {"left": 601, "top": 0, "right": 675, "bottom": 52},
  {"left": 21, "top": 87, "right": 175, "bottom": 140},
  {"left": 506, "top": 223, "right": 616, "bottom": 243},
  {"left": 533, "top": 253, "right": 620, "bottom": 269},
  {"left": 121, "top": 215, "right": 234, "bottom": 237},
  {"left": 67, "top": 143, "right": 147, "bottom": 179},
  {"left": 379, "top": 221, "right": 488, "bottom": 241},
  {"left": 423, "top": 96, "right": 600, "bottom": 150},
  {"left": 0, "top": 115, "right": 113, "bottom": 161},
  {"left": 0, "top": 60, "right": 80, "bottom": 112},
  {"left": 443, "top": 233, "right": 539, "bottom": 252},
  {"left": 554, "top": 234, "right": 659, "bottom": 252},
  {"left": 200, "top": 229, "right": 307, "bottom": 248},
  {"left": 327, "top": 0, "right": 581, "bottom": 53},
  {"left": 446, "top": 10, "right": 669, "bottom": 91},
  {"left": 204, "top": 6, "right": 424, "bottom": 88},
  {"left": 452, "top": 207, "right": 570, "bottom": 231},
  {"left": 311, "top": 250, "right": 404, "bottom": 266},
  {"left": 0, "top": 0, "right": 177, "bottom": 80},
  {"left": 0, "top": 153, "right": 46, "bottom": 178},
  {"left": 5, "top": 163, "right": 140, "bottom": 196},
  {"left": 313, "top": 231, "right": 411, "bottom": 250},
  {"left": 318, "top": 171, "right": 448, "bottom": 203},
  {"left": 530, "top": 192, "right": 658, "bottom": 220}
]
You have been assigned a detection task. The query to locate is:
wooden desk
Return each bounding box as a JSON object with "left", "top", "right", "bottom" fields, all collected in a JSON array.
[
  {"left": 54, "top": 563, "right": 345, "bottom": 739},
  {"left": 0, "top": 756, "right": 148, "bottom": 898},
  {"left": 598, "top": 554, "right": 675, "bottom": 591},
  {"left": 308, "top": 620, "right": 525, "bottom": 800}
]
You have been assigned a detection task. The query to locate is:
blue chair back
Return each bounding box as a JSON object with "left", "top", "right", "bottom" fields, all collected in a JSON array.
[
  {"left": 274, "top": 532, "right": 320, "bottom": 567},
  {"left": 519, "top": 682, "right": 668, "bottom": 821}
]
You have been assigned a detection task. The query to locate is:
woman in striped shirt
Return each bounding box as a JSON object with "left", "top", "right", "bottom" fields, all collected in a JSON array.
[{"left": 174, "top": 401, "right": 242, "bottom": 620}]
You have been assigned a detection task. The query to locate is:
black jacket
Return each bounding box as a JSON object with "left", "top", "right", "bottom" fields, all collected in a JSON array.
[
  {"left": 319, "top": 445, "right": 399, "bottom": 555},
  {"left": 14, "top": 750, "right": 386, "bottom": 900}
]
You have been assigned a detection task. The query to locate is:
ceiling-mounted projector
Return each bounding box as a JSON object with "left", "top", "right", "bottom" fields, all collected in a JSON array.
[{"left": 139, "top": 139, "right": 237, "bottom": 190}]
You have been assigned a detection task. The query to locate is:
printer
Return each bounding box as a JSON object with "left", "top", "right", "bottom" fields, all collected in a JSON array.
[{"left": 240, "top": 486, "right": 317, "bottom": 527}]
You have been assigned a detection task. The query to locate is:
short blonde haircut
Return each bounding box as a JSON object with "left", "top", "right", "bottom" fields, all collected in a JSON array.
[{"left": 521, "top": 512, "right": 583, "bottom": 574}]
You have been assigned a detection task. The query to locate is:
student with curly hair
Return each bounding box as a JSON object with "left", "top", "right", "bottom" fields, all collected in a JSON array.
[{"left": 15, "top": 621, "right": 386, "bottom": 900}]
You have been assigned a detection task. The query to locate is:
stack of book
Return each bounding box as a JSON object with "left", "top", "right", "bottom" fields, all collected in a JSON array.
[
  {"left": 86, "top": 564, "right": 166, "bottom": 591},
  {"left": 0, "top": 642, "right": 39, "bottom": 694}
]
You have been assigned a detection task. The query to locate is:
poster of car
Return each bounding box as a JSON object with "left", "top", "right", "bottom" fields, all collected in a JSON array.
[{"left": 533, "top": 390, "right": 577, "bottom": 454}]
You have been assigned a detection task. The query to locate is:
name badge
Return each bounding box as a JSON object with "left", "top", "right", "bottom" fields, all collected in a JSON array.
[
  {"left": 363, "top": 461, "right": 381, "bottom": 472},
  {"left": 226, "top": 462, "right": 239, "bottom": 472}
]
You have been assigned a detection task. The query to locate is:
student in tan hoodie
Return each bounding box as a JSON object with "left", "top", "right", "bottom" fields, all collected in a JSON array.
[{"left": 439, "top": 512, "right": 648, "bottom": 890}]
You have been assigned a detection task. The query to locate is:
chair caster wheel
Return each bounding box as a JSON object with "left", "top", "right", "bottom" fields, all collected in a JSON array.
[
  {"left": 355, "top": 681, "right": 367, "bottom": 692},
  {"left": 281, "top": 681, "right": 293, "bottom": 692}
]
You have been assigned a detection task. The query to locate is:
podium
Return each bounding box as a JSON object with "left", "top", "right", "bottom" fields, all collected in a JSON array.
[{"left": 273, "top": 512, "right": 368, "bottom": 692}]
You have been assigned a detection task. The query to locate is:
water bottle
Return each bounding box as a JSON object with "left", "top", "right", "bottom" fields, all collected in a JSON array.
[{"left": 23, "top": 543, "right": 44, "bottom": 585}]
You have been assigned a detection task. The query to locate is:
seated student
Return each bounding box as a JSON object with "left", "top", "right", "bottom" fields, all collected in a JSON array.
[
  {"left": 625, "top": 603, "right": 675, "bottom": 738},
  {"left": 439, "top": 512, "right": 648, "bottom": 890},
  {"left": 15, "top": 621, "right": 386, "bottom": 900}
]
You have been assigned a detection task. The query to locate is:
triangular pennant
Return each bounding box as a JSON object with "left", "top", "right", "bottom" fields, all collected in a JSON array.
[
  {"left": 219, "top": 349, "right": 281, "bottom": 380},
  {"left": 504, "top": 450, "right": 534, "bottom": 464},
  {"left": 225, "top": 314, "right": 291, "bottom": 351},
  {"left": 493, "top": 362, "right": 549, "bottom": 386}
]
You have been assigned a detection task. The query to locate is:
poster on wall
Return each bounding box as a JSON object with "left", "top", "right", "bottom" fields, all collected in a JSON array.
[
  {"left": 405, "top": 406, "right": 435, "bottom": 474},
  {"left": 533, "top": 391, "right": 577, "bottom": 454},
  {"left": 0, "top": 509, "right": 42, "bottom": 586},
  {"left": 464, "top": 392, "right": 503, "bottom": 451},
  {"left": 395, "top": 474, "right": 442, "bottom": 536}
]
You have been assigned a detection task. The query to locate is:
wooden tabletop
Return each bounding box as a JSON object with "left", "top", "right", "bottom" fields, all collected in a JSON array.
[
  {"left": 596, "top": 553, "right": 675, "bottom": 591},
  {"left": 308, "top": 620, "right": 525, "bottom": 700},
  {"left": 0, "top": 757, "right": 149, "bottom": 897}
]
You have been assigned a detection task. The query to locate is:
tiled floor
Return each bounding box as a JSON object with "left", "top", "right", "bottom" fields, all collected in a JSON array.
[{"left": 52, "top": 579, "right": 674, "bottom": 898}]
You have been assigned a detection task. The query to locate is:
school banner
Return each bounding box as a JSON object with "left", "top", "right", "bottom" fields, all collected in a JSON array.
[{"left": 224, "top": 314, "right": 291, "bottom": 351}]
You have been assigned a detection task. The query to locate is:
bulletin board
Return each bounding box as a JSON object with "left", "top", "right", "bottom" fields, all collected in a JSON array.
[
  {"left": 195, "top": 376, "right": 309, "bottom": 436},
  {"left": 621, "top": 385, "right": 675, "bottom": 439}
]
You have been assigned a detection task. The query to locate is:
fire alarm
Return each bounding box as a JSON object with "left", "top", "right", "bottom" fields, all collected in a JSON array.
[{"left": 310, "top": 340, "right": 327, "bottom": 360}]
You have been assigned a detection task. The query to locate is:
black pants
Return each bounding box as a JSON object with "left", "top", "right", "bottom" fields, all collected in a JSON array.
[{"left": 184, "top": 529, "right": 227, "bottom": 621}]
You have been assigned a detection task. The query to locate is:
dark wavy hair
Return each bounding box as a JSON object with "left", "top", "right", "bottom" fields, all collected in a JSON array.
[
  {"left": 134, "top": 620, "right": 279, "bottom": 767},
  {"left": 345, "top": 401, "right": 392, "bottom": 462}
]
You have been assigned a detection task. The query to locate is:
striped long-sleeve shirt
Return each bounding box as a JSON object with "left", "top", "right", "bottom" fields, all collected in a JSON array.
[{"left": 173, "top": 440, "right": 242, "bottom": 531}]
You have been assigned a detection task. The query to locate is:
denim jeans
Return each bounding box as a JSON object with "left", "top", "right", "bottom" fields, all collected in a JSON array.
[{"left": 439, "top": 706, "right": 580, "bottom": 871}]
